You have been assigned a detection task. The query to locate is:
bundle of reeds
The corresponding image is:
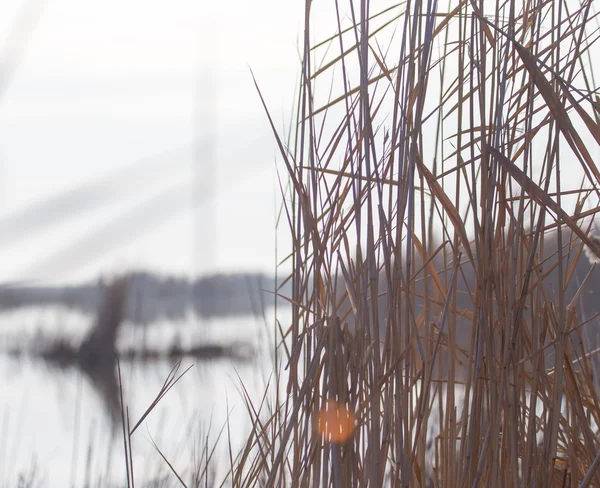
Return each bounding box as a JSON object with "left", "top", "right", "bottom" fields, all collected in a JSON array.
[{"left": 234, "top": 0, "right": 600, "bottom": 486}]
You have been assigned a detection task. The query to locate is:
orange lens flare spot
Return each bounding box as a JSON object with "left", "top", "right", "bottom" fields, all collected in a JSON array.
[{"left": 315, "top": 401, "right": 356, "bottom": 443}]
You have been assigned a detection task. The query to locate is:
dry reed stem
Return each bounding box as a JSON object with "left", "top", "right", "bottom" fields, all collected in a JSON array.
[{"left": 238, "top": 1, "right": 600, "bottom": 486}]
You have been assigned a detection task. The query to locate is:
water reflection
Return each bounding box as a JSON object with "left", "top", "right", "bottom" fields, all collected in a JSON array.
[
  {"left": 5, "top": 275, "right": 257, "bottom": 427},
  {"left": 0, "top": 304, "right": 278, "bottom": 486}
]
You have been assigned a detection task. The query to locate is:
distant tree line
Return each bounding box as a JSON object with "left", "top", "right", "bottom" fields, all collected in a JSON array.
[{"left": 0, "top": 272, "right": 292, "bottom": 323}]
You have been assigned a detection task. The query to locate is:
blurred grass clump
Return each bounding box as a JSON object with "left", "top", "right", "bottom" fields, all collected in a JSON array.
[{"left": 232, "top": 0, "right": 600, "bottom": 486}]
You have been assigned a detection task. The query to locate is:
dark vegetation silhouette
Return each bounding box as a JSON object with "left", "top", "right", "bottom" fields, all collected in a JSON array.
[
  {"left": 9, "top": 275, "right": 256, "bottom": 424},
  {"left": 338, "top": 224, "right": 600, "bottom": 382}
]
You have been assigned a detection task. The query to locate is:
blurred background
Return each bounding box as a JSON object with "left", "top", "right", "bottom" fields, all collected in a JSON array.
[
  {"left": 0, "top": 0, "right": 303, "bottom": 284},
  {"left": 0, "top": 0, "right": 304, "bottom": 486}
]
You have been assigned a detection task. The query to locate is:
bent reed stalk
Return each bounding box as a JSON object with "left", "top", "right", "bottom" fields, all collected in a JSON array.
[{"left": 235, "top": 1, "right": 600, "bottom": 487}]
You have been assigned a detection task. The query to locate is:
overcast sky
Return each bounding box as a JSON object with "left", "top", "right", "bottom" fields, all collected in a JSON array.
[
  {"left": 0, "top": 1, "right": 598, "bottom": 285},
  {"left": 0, "top": 0, "right": 305, "bottom": 284}
]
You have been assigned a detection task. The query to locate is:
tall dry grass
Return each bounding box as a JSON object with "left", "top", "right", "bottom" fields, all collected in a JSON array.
[{"left": 234, "top": 0, "right": 600, "bottom": 486}]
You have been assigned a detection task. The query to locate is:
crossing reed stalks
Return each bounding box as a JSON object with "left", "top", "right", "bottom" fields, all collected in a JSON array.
[{"left": 235, "top": 0, "right": 600, "bottom": 486}]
